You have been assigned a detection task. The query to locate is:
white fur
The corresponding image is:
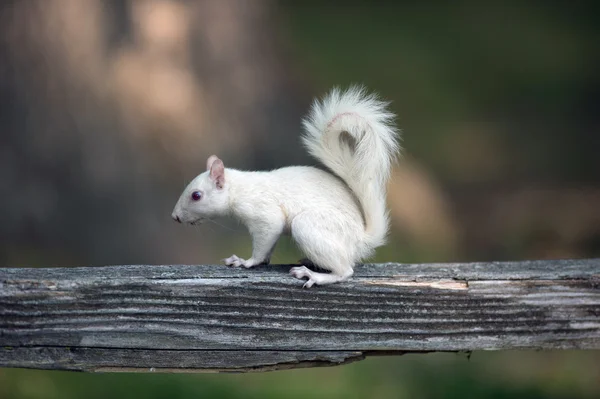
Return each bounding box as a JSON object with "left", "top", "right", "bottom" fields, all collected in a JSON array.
[{"left": 172, "top": 86, "right": 400, "bottom": 287}]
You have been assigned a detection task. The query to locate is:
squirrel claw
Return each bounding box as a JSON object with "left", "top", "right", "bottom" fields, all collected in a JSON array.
[
  {"left": 290, "top": 266, "right": 315, "bottom": 288},
  {"left": 224, "top": 255, "right": 259, "bottom": 268},
  {"left": 223, "top": 255, "right": 241, "bottom": 266},
  {"left": 302, "top": 280, "right": 315, "bottom": 289}
]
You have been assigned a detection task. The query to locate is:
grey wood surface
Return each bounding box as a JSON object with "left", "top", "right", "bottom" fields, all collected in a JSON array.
[{"left": 1, "top": 259, "right": 599, "bottom": 372}]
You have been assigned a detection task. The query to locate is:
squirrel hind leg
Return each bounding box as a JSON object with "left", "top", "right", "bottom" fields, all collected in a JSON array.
[
  {"left": 290, "top": 212, "right": 357, "bottom": 287},
  {"left": 290, "top": 266, "right": 353, "bottom": 288}
]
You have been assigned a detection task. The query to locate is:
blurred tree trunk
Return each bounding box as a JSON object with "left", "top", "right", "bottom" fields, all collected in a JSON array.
[{"left": 0, "top": 0, "right": 304, "bottom": 266}]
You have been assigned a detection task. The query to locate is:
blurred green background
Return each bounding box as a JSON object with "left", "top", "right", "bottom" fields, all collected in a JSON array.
[
  {"left": 0, "top": 0, "right": 599, "bottom": 398},
  {"left": 2, "top": 352, "right": 600, "bottom": 399}
]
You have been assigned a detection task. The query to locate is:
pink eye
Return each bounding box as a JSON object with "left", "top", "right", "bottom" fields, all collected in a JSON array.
[{"left": 191, "top": 191, "right": 202, "bottom": 201}]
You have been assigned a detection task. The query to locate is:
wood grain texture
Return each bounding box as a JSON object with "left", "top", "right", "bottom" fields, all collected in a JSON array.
[{"left": 1, "top": 259, "right": 599, "bottom": 372}]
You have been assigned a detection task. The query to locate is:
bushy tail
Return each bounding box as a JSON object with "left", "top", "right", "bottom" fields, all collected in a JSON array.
[{"left": 302, "top": 86, "right": 400, "bottom": 252}]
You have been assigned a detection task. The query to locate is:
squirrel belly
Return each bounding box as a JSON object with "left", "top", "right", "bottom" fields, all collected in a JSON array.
[{"left": 171, "top": 86, "right": 400, "bottom": 288}]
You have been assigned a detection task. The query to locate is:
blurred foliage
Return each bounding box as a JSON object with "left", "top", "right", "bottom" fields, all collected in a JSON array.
[
  {"left": 1, "top": 352, "right": 599, "bottom": 399},
  {"left": 282, "top": 1, "right": 599, "bottom": 183}
]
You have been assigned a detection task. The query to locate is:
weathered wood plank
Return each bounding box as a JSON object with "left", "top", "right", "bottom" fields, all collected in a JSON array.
[
  {"left": 1, "top": 259, "right": 599, "bottom": 372},
  {"left": 0, "top": 348, "right": 364, "bottom": 372}
]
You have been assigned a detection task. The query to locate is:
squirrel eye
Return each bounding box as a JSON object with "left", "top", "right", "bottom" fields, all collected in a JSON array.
[{"left": 191, "top": 191, "right": 202, "bottom": 201}]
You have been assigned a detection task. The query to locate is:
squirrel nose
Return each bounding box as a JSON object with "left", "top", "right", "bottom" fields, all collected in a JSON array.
[{"left": 172, "top": 213, "right": 181, "bottom": 223}]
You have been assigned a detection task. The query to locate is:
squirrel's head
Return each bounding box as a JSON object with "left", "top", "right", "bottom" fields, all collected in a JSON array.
[{"left": 171, "top": 155, "right": 230, "bottom": 225}]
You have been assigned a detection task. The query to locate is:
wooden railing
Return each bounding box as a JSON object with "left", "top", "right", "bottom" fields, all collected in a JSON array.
[{"left": 1, "top": 259, "right": 599, "bottom": 372}]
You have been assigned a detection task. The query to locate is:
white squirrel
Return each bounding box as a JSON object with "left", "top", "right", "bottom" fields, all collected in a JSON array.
[{"left": 172, "top": 86, "right": 400, "bottom": 288}]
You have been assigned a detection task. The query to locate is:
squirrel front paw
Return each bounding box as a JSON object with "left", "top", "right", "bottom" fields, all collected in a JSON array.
[{"left": 223, "top": 255, "right": 261, "bottom": 268}]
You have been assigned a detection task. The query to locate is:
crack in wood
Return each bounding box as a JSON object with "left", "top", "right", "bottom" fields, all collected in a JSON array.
[{"left": 364, "top": 279, "right": 468, "bottom": 290}]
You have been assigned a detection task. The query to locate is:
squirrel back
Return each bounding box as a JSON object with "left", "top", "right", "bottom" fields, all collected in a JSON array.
[{"left": 301, "top": 86, "right": 400, "bottom": 252}]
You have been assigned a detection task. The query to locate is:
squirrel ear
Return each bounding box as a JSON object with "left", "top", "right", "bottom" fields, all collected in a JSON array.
[
  {"left": 206, "top": 155, "right": 219, "bottom": 171},
  {"left": 209, "top": 158, "right": 225, "bottom": 189}
]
